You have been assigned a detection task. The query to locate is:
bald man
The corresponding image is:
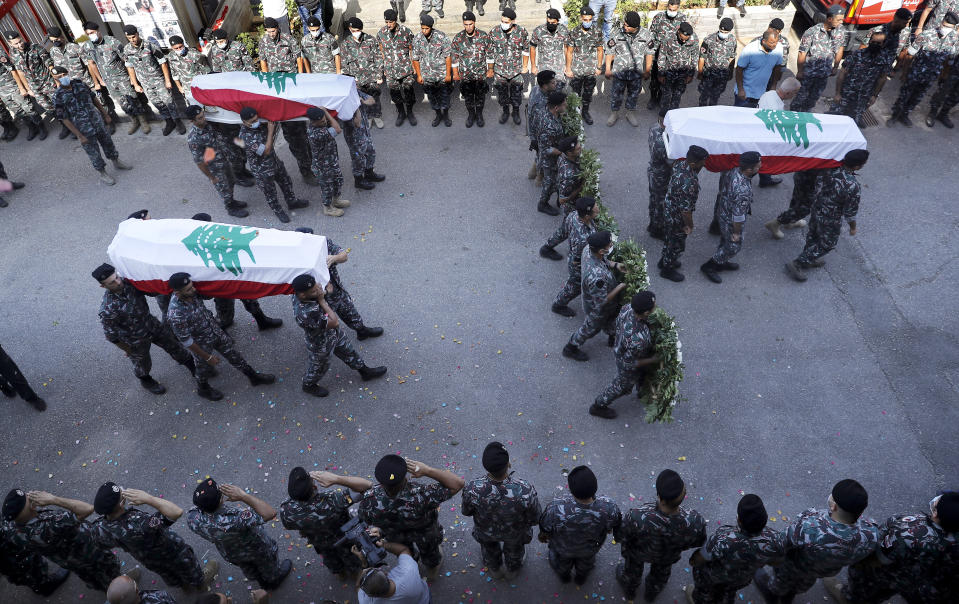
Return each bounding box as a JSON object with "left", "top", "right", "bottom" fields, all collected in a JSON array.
[{"left": 106, "top": 574, "right": 175, "bottom": 604}]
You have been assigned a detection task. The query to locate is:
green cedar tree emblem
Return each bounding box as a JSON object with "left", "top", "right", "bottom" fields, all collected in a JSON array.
[
  {"left": 182, "top": 224, "right": 259, "bottom": 276},
  {"left": 755, "top": 110, "right": 822, "bottom": 149},
  {"left": 253, "top": 72, "right": 298, "bottom": 93}
]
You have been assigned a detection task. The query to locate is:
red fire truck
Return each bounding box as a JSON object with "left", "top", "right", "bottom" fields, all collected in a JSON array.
[{"left": 798, "top": 0, "right": 925, "bottom": 27}]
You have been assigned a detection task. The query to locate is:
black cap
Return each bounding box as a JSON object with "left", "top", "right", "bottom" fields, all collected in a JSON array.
[
  {"left": 631, "top": 291, "right": 656, "bottom": 314},
  {"left": 894, "top": 7, "right": 912, "bottom": 20},
  {"left": 656, "top": 469, "right": 684, "bottom": 501},
  {"left": 678, "top": 22, "right": 693, "bottom": 35},
  {"left": 47, "top": 27, "right": 62, "bottom": 37},
  {"left": 482, "top": 441, "right": 509, "bottom": 473},
  {"left": 348, "top": 17, "right": 364, "bottom": 30},
  {"left": 2, "top": 489, "right": 26, "bottom": 521},
  {"left": 832, "top": 479, "right": 868, "bottom": 517},
  {"left": 263, "top": 17, "right": 279, "bottom": 28},
  {"left": 212, "top": 29, "right": 228, "bottom": 40},
  {"left": 291, "top": 273, "right": 316, "bottom": 293},
  {"left": 92, "top": 262, "right": 116, "bottom": 282},
  {"left": 575, "top": 196, "right": 596, "bottom": 216},
  {"left": 843, "top": 149, "right": 869, "bottom": 166},
  {"left": 769, "top": 18, "right": 785, "bottom": 30},
  {"left": 587, "top": 230, "right": 612, "bottom": 250},
  {"left": 384, "top": 9, "right": 398, "bottom": 21},
  {"left": 826, "top": 5, "right": 844, "bottom": 15},
  {"left": 556, "top": 136, "right": 577, "bottom": 153},
  {"left": 185, "top": 105, "right": 203, "bottom": 119},
  {"left": 123, "top": 24, "right": 139, "bottom": 36},
  {"left": 168, "top": 272, "right": 191, "bottom": 291},
  {"left": 687, "top": 145, "right": 709, "bottom": 161},
  {"left": 624, "top": 11, "right": 642, "bottom": 27},
  {"left": 720, "top": 18, "right": 734, "bottom": 31},
  {"left": 51, "top": 65, "right": 68, "bottom": 75},
  {"left": 306, "top": 16, "right": 322, "bottom": 28},
  {"left": 938, "top": 492, "right": 959, "bottom": 533},
  {"left": 502, "top": 8, "right": 516, "bottom": 20},
  {"left": 193, "top": 478, "right": 221, "bottom": 512},
  {"left": 738, "top": 494, "right": 768, "bottom": 533},
  {"left": 83, "top": 21, "right": 100, "bottom": 31},
  {"left": 128, "top": 209, "right": 149, "bottom": 220},
  {"left": 374, "top": 454, "right": 407, "bottom": 487},
  {"left": 239, "top": 106, "right": 257, "bottom": 121},
  {"left": 546, "top": 8, "right": 561, "bottom": 19},
  {"left": 580, "top": 6, "right": 595, "bottom": 16},
  {"left": 169, "top": 35, "right": 184, "bottom": 45},
  {"left": 191, "top": 212, "right": 212, "bottom": 222},
  {"left": 945, "top": 11, "right": 958, "bottom": 24},
  {"left": 547, "top": 90, "right": 567, "bottom": 108},
  {"left": 740, "top": 151, "right": 761, "bottom": 167},
  {"left": 567, "top": 466, "right": 597, "bottom": 499},
  {"left": 94, "top": 482, "right": 123, "bottom": 515},
  {"left": 536, "top": 70, "right": 556, "bottom": 87},
  {"left": 288, "top": 467, "right": 313, "bottom": 501},
  {"left": 462, "top": 11, "right": 476, "bottom": 21},
  {"left": 306, "top": 107, "right": 325, "bottom": 121},
  {"left": 421, "top": 14, "right": 434, "bottom": 27},
  {"left": 295, "top": 226, "right": 315, "bottom": 234}
]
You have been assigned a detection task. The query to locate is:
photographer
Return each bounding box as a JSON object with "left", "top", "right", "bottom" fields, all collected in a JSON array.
[{"left": 355, "top": 526, "right": 431, "bottom": 604}]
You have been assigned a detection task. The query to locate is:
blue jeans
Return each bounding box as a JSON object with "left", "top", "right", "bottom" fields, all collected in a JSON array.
[
  {"left": 297, "top": 5, "right": 324, "bottom": 31},
  {"left": 589, "top": 0, "right": 617, "bottom": 41}
]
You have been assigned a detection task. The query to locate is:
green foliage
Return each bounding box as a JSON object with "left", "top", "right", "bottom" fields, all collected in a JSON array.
[
  {"left": 236, "top": 26, "right": 263, "bottom": 59},
  {"left": 562, "top": 92, "right": 585, "bottom": 142},
  {"left": 286, "top": 0, "right": 303, "bottom": 38},
  {"left": 609, "top": 239, "right": 648, "bottom": 298},
  {"left": 637, "top": 308, "right": 685, "bottom": 423}
]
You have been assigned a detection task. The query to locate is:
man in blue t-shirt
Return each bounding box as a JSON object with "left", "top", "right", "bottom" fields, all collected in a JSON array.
[{"left": 734, "top": 30, "right": 784, "bottom": 107}]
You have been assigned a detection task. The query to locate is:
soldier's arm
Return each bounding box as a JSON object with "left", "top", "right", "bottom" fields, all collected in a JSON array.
[
  {"left": 223, "top": 484, "right": 277, "bottom": 521},
  {"left": 11, "top": 69, "right": 31, "bottom": 95},
  {"left": 916, "top": 5, "right": 933, "bottom": 31},
  {"left": 87, "top": 60, "right": 106, "bottom": 87},
  {"left": 334, "top": 54, "right": 342, "bottom": 73},
  {"left": 29, "top": 491, "right": 95, "bottom": 520},
  {"left": 310, "top": 470, "right": 372, "bottom": 494},
  {"left": 406, "top": 459, "right": 465, "bottom": 495},
  {"left": 123, "top": 488, "right": 183, "bottom": 522},
  {"left": 297, "top": 56, "right": 306, "bottom": 73},
  {"left": 529, "top": 43, "right": 538, "bottom": 73},
  {"left": 318, "top": 294, "right": 340, "bottom": 329},
  {"left": 444, "top": 55, "right": 452, "bottom": 82},
  {"left": 259, "top": 59, "right": 268, "bottom": 72}
]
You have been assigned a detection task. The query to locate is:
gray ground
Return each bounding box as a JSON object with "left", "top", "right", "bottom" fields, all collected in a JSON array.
[{"left": 1, "top": 50, "right": 956, "bottom": 604}]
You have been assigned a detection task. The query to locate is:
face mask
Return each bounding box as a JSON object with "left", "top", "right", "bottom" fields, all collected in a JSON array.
[
  {"left": 546, "top": 23, "right": 558, "bottom": 33},
  {"left": 582, "top": 21, "right": 593, "bottom": 29},
  {"left": 351, "top": 31, "right": 362, "bottom": 39},
  {"left": 59, "top": 76, "right": 71, "bottom": 85},
  {"left": 250, "top": 120, "right": 261, "bottom": 128},
  {"left": 310, "top": 29, "right": 321, "bottom": 37},
  {"left": 940, "top": 26, "right": 953, "bottom": 37},
  {"left": 216, "top": 41, "right": 227, "bottom": 49},
  {"left": 718, "top": 31, "right": 729, "bottom": 40},
  {"left": 52, "top": 40, "right": 64, "bottom": 47},
  {"left": 666, "top": 10, "right": 678, "bottom": 17},
  {"left": 179, "top": 47, "right": 189, "bottom": 56},
  {"left": 88, "top": 33, "right": 99, "bottom": 42},
  {"left": 501, "top": 22, "right": 512, "bottom": 31}
]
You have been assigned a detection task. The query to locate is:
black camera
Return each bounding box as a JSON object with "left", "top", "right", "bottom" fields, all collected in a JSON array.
[{"left": 333, "top": 517, "right": 388, "bottom": 567}]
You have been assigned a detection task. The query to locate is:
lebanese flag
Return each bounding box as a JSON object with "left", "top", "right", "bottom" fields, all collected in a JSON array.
[
  {"left": 107, "top": 218, "right": 330, "bottom": 299},
  {"left": 663, "top": 107, "right": 867, "bottom": 174},
  {"left": 190, "top": 72, "right": 361, "bottom": 123}
]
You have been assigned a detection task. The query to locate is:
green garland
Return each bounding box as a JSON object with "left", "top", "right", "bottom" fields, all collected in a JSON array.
[{"left": 637, "top": 308, "right": 684, "bottom": 423}]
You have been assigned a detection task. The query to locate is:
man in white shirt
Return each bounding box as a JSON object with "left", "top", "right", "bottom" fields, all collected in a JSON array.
[
  {"left": 357, "top": 527, "right": 431, "bottom": 604},
  {"left": 754, "top": 76, "right": 800, "bottom": 187}
]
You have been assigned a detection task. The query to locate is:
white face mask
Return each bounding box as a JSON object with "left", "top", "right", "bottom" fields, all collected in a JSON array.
[
  {"left": 310, "top": 29, "right": 321, "bottom": 37},
  {"left": 940, "top": 26, "right": 954, "bottom": 37},
  {"left": 582, "top": 21, "right": 593, "bottom": 29},
  {"left": 718, "top": 31, "right": 730, "bottom": 40},
  {"left": 250, "top": 120, "right": 261, "bottom": 128},
  {"left": 59, "top": 76, "right": 71, "bottom": 85},
  {"left": 666, "top": 10, "right": 678, "bottom": 17},
  {"left": 216, "top": 41, "right": 227, "bottom": 49},
  {"left": 88, "top": 33, "right": 99, "bottom": 42},
  {"left": 501, "top": 22, "right": 512, "bottom": 31},
  {"left": 351, "top": 30, "right": 361, "bottom": 39}
]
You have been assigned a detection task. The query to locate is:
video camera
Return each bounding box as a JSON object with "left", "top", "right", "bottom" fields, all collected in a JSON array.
[{"left": 333, "top": 517, "right": 388, "bottom": 567}]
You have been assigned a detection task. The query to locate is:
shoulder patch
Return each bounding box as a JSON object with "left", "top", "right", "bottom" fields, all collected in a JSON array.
[{"left": 240, "top": 509, "right": 253, "bottom": 520}]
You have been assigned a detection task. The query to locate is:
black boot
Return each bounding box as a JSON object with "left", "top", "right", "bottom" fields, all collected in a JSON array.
[
  {"left": 139, "top": 375, "right": 166, "bottom": 394},
  {"left": 252, "top": 310, "right": 283, "bottom": 330},
  {"left": 476, "top": 104, "right": 485, "bottom": 127},
  {"left": 36, "top": 568, "right": 71, "bottom": 596},
  {"left": 359, "top": 365, "right": 388, "bottom": 381},
  {"left": 582, "top": 102, "right": 594, "bottom": 125},
  {"left": 406, "top": 103, "right": 417, "bottom": 126},
  {"left": 356, "top": 325, "right": 384, "bottom": 340},
  {"left": 364, "top": 168, "right": 385, "bottom": 182},
  {"left": 244, "top": 368, "right": 276, "bottom": 385},
  {"left": 562, "top": 343, "right": 588, "bottom": 362},
  {"left": 939, "top": 111, "right": 955, "bottom": 128},
  {"left": 499, "top": 105, "right": 510, "bottom": 124},
  {"left": 511, "top": 106, "right": 521, "bottom": 125},
  {"left": 37, "top": 121, "right": 48, "bottom": 140},
  {"left": 25, "top": 121, "right": 39, "bottom": 141},
  {"left": 539, "top": 245, "right": 562, "bottom": 260},
  {"left": 58, "top": 122, "right": 72, "bottom": 139},
  {"left": 466, "top": 108, "right": 475, "bottom": 128},
  {"left": 175, "top": 118, "right": 186, "bottom": 134},
  {"left": 264, "top": 559, "right": 293, "bottom": 591},
  {"left": 443, "top": 109, "right": 452, "bottom": 126},
  {"left": 226, "top": 201, "right": 250, "bottom": 218},
  {"left": 197, "top": 381, "right": 224, "bottom": 401},
  {"left": 538, "top": 200, "right": 560, "bottom": 216},
  {"left": 396, "top": 105, "right": 407, "bottom": 126},
  {"left": 302, "top": 383, "right": 329, "bottom": 397},
  {"left": 432, "top": 109, "right": 443, "bottom": 127},
  {"left": 162, "top": 118, "right": 177, "bottom": 136},
  {"left": 551, "top": 302, "right": 575, "bottom": 317},
  {"left": 2, "top": 121, "right": 18, "bottom": 141},
  {"left": 0, "top": 121, "right": 11, "bottom": 141},
  {"left": 287, "top": 197, "right": 309, "bottom": 210},
  {"left": 354, "top": 176, "right": 375, "bottom": 190},
  {"left": 700, "top": 259, "right": 723, "bottom": 283}
]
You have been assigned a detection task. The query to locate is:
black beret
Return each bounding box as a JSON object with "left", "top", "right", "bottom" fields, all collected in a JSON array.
[
  {"left": 482, "top": 441, "right": 509, "bottom": 473},
  {"left": 769, "top": 18, "right": 785, "bottom": 30},
  {"left": 306, "top": 107, "right": 325, "bottom": 120},
  {"left": 212, "top": 29, "right": 228, "bottom": 40},
  {"left": 168, "top": 272, "right": 191, "bottom": 290},
  {"left": 288, "top": 467, "right": 313, "bottom": 501},
  {"left": 295, "top": 226, "right": 314, "bottom": 234},
  {"left": 547, "top": 90, "right": 567, "bottom": 107},
  {"left": 502, "top": 8, "right": 517, "bottom": 20},
  {"left": 826, "top": 5, "right": 844, "bottom": 15},
  {"left": 4, "top": 30, "right": 21, "bottom": 40},
  {"left": 738, "top": 494, "right": 768, "bottom": 533},
  {"left": 536, "top": 69, "right": 556, "bottom": 87},
  {"left": 894, "top": 7, "right": 913, "bottom": 20},
  {"left": 191, "top": 212, "right": 212, "bottom": 222},
  {"left": 575, "top": 196, "right": 596, "bottom": 215},
  {"left": 306, "top": 16, "right": 322, "bottom": 27},
  {"left": 631, "top": 291, "right": 656, "bottom": 314},
  {"left": 384, "top": 9, "right": 398, "bottom": 21},
  {"left": 740, "top": 151, "right": 761, "bottom": 167},
  {"left": 128, "top": 209, "right": 149, "bottom": 220},
  {"left": 51, "top": 65, "right": 68, "bottom": 75},
  {"left": 92, "top": 262, "right": 116, "bottom": 282},
  {"left": 587, "top": 230, "right": 612, "bottom": 250},
  {"left": 832, "top": 479, "right": 868, "bottom": 516},
  {"left": 656, "top": 469, "right": 684, "bottom": 501},
  {"left": 263, "top": 17, "right": 279, "bottom": 28},
  {"left": 938, "top": 492, "right": 959, "bottom": 533},
  {"left": 567, "top": 466, "right": 597, "bottom": 499},
  {"left": 546, "top": 8, "right": 561, "bottom": 19},
  {"left": 2, "top": 489, "right": 26, "bottom": 521},
  {"left": 678, "top": 22, "right": 693, "bottom": 35},
  {"left": 169, "top": 35, "right": 184, "bottom": 45},
  {"left": 83, "top": 21, "right": 101, "bottom": 31},
  {"left": 291, "top": 273, "right": 316, "bottom": 293},
  {"left": 843, "top": 149, "right": 869, "bottom": 166},
  {"left": 420, "top": 14, "right": 434, "bottom": 27},
  {"left": 184, "top": 105, "right": 203, "bottom": 119},
  {"left": 123, "top": 24, "right": 139, "bottom": 36},
  {"left": 556, "top": 136, "right": 578, "bottom": 153},
  {"left": 687, "top": 145, "right": 709, "bottom": 161},
  {"left": 374, "top": 454, "right": 407, "bottom": 487},
  {"left": 193, "top": 478, "right": 221, "bottom": 512},
  {"left": 239, "top": 106, "right": 257, "bottom": 121},
  {"left": 580, "top": 6, "right": 595, "bottom": 16},
  {"left": 462, "top": 11, "right": 476, "bottom": 21},
  {"left": 47, "top": 27, "right": 62, "bottom": 37},
  {"left": 624, "top": 11, "right": 642, "bottom": 27},
  {"left": 94, "top": 482, "right": 122, "bottom": 515},
  {"left": 720, "top": 18, "right": 734, "bottom": 31},
  {"left": 348, "top": 17, "right": 364, "bottom": 30}
]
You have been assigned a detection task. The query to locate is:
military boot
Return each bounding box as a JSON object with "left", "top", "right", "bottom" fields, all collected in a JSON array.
[
  {"left": 354, "top": 176, "right": 375, "bottom": 190},
  {"left": 499, "top": 105, "right": 510, "bottom": 124},
  {"left": 443, "top": 109, "right": 452, "bottom": 126},
  {"left": 174, "top": 118, "right": 186, "bottom": 134},
  {"left": 139, "top": 375, "right": 166, "bottom": 394},
  {"left": 243, "top": 368, "right": 276, "bottom": 386},
  {"left": 25, "top": 120, "right": 40, "bottom": 141},
  {"left": 406, "top": 102, "right": 417, "bottom": 125},
  {"left": 395, "top": 105, "right": 407, "bottom": 127},
  {"left": 302, "top": 383, "right": 329, "bottom": 397},
  {"left": 196, "top": 382, "right": 224, "bottom": 401},
  {"left": 37, "top": 121, "right": 48, "bottom": 140},
  {"left": 358, "top": 365, "right": 387, "bottom": 381},
  {"left": 431, "top": 109, "right": 443, "bottom": 127},
  {"left": 364, "top": 168, "right": 385, "bottom": 182},
  {"left": 252, "top": 309, "right": 283, "bottom": 330},
  {"left": 162, "top": 118, "right": 177, "bottom": 136},
  {"left": 2, "top": 120, "right": 19, "bottom": 141},
  {"left": 356, "top": 325, "right": 384, "bottom": 340},
  {"left": 128, "top": 115, "right": 141, "bottom": 134},
  {"left": 137, "top": 114, "right": 151, "bottom": 134},
  {"left": 225, "top": 201, "right": 249, "bottom": 218},
  {"left": 606, "top": 110, "right": 619, "bottom": 126},
  {"left": 465, "top": 108, "right": 475, "bottom": 127},
  {"left": 581, "top": 102, "right": 594, "bottom": 125},
  {"left": 475, "top": 102, "right": 485, "bottom": 127}
]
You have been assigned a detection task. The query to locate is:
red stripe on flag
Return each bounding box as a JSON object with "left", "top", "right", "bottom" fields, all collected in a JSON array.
[
  {"left": 128, "top": 278, "right": 293, "bottom": 299},
  {"left": 190, "top": 88, "right": 339, "bottom": 122},
  {"left": 702, "top": 155, "right": 842, "bottom": 174}
]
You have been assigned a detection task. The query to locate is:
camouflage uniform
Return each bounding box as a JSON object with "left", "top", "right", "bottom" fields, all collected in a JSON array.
[
  {"left": 167, "top": 292, "right": 257, "bottom": 382},
  {"left": 340, "top": 91, "right": 376, "bottom": 178},
  {"left": 594, "top": 305, "right": 653, "bottom": 408},
  {"left": 892, "top": 28, "right": 959, "bottom": 117},
  {"left": 461, "top": 474, "right": 541, "bottom": 571},
  {"left": 9, "top": 41, "right": 56, "bottom": 116},
  {"left": 691, "top": 525, "right": 787, "bottom": 603},
  {"left": 923, "top": 0, "right": 959, "bottom": 32},
  {"left": 421, "top": 0, "right": 444, "bottom": 15},
  {"left": 136, "top": 591, "right": 176, "bottom": 604},
  {"left": 325, "top": 238, "right": 367, "bottom": 331},
  {"left": 188, "top": 120, "right": 238, "bottom": 207},
  {"left": 412, "top": 29, "right": 453, "bottom": 111},
  {"left": 8, "top": 509, "right": 121, "bottom": 591},
  {"left": 91, "top": 508, "right": 204, "bottom": 588},
  {"left": 929, "top": 54, "right": 959, "bottom": 117},
  {"left": 647, "top": 123, "right": 671, "bottom": 233},
  {"left": 776, "top": 169, "right": 819, "bottom": 225},
  {"left": 83, "top": 35, "right": 148, "bottom": 117},
  {"left": 49, "top": 40, "right": 116, "bottom": 115},
  {"left": 0, "top": 520, "right": 66, "bottom": 594},
  {"left": 357, "top": 481, "right": 454, "bottom": 567},
  {"left": 607, "top": 26, "right": 655, "bottom": 111},
  {"left": 648, "top": 11, "right": 688, "bottom": 104},
  {"left": 279, "top": 489, "right": 360, "bottom": 574},
  {"left": 208, "top": 40, "right": 255, "bottom": 175},
  {"left": 167, "top": 47, "right": 211, "bottom": 91},
  {"left": 531, "top": 23, "right": 570, "bottom": 82},
  {"left": 292, "top": 295, "right": 363, "bottom": 388},
  {"left": 488, "top": 24, "right": 530, "bottom": 110},
  {"left": 539, "top": 495, "right": 622, "bottom": 578},
  {"left": 307, "top": 122, "right": 343, "bottom": 207},
  {"left": 377, "top": 24, "right": 416, "bottom": 112},
  {"left": 831, "top": 46, "right": 888, "bottom": 123},
  {"left": 697, "top": 31, "right": 736, "bottom": 106},
  {"left": 0, "top": 57, "right": 35, "bottom": 123},
  {"left": 54, "top": 81, "right": 118, "bottom": 171},
  {"left": 237, "top": 122, "right": 300, "bottom": 216},
  {"left": 259, "top": 31, "right": 314, "bottom": 179},
  {"left": 795, "top": 167, "right": 860, "bottom": 266},
  {"left": 791, "top": 24, "right": 846, "bottom": 112},
  {"left": 711, "top": 167, "right": 754, "bottom": 265},
  {"left": 340, "top": 31, "right": 384, "bottom": 118},
  {"left": 766, "top": 507, "right": 878, "bottom": 596},
  {"left": 99, "top": 279, "right": 193, "bottom": 378},
  {"left": 301, "top": 31, "right": 339, "bottom": 73},
  {"left": 187, "top": 505, "right": 286, "bottom": 588},
  {"left": 537, "top": 109, "right": 564, "bottom": 206},
  {"left": 659, "top": 159, "right": 701, "bottom": 269},
  {"left": 123, "top": 38, "right": 177, "bottom": 119},
  {"left": 566, "top": 23, "right": 603, "bottom": 106},
  {"left": 546, "top": 211, "right": 596, "bottom": 307},
  {"left": 614, "top": 502, "right": 707, "bottom": 597},
  {"left": 557, "top": 153, "right": 582, "bottom": 211},
  {"left": 451, "top": 28, "right": 491, "bottom": 114},
  {"left": 569, "top": 246, "right": 619, "bottom": 347},
  {"left": 657, "top": 31, "right": 699, "bottom": 110}
]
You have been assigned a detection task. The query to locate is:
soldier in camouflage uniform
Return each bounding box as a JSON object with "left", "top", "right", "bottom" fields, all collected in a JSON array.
[
  {"left": 888, "top": 13, "right": 959, "bottom": 127},
  {"left": 305, "top": 106, "right": 348, "bottom": 217},
  {"left": 563, "top": 230, "right": 626, "bottom": 362},
  {"left": 754, "top": 479, "right": 879, "bottom": 602},
  {"left": 604, "top": 12, "right": 654, "bottom": 126},
  {"left": 488, "top": 9, "right": 530, "bottom": 125},
  {"left": 647, "top": 0, "right": 688, "bottom": 110},
  {"left": 532, "top": 9, "right": 570, "bottom": 84},
  {"left": 526, "top": 69, "right": 560, "bottom": 182},
  {"left": 341, "top": 17, "right": 385, "bottom": 127},
  {"left": 657, "top": 22, "right": 698, "bottom": 111},
  {"left": 565, "top": 7, "right": 603, "bottom": 125},
  {"left": 541, "top": 196, "right": 597, "bottom": 317},
  {"left": 555, "top": 136, "right": 584, "bottom": 211},
  {"left": 828, "top": 491, "right": 959, "bottom": 603},
  {"left": 615, "top": 469, "right": 707, "bottom": 600},
  {"left": 786, "top": 150, "right": 868, "bottom": 282},
  {"left": 765, "top": 169, "right": 819, "bottom": 239},
  {"left": 5, "top": 31, "right": 54, "bottom": 140},
  {"left": 413, "top": 14, "right": 453, "bottom": 127},
  {"left": 0, "top": 55, "right": 35, "bottom": 141},
  {"left": 358, "top": 454, "right": 466, "bottom": 577},
  {"left": 590, "top": 291, "right": 659, "bottom": 419},
  {"left": 83, "top": 21, "right": 150, "bottom": 135},
  {"left": 237, "top": 107, "right": 310, "bottom": 222},
  {"left": 105, "top": 575, "right": 177, "bottom": 604},
  {"left": 122, "top": 25, "right": 184, "bottom": 136},
  {"left": 918, "top": 0, "right": 959, "bottom": 32},
  {"left": 697, "top": 18, "right": 736, "bottom": 106},
  {"left": 91, "top": 482, "right": 215, "bottom": 590},
  {"left": 791, "top": 7, "right": 847, "bottom": 112},
  {"left": 3, "top": 488, "right": 122, "bottom": 591},
  {"left": 184, "top": 106, "right": 249, "bottom": 217},
  {"left": 167, "top": 272, "right": 276, "bottom": 400},
  {"left": 290, "top": 273, "right": 386, "bottom": 397},
  {"left": 378, "top": 10, "right": 417, "bottom": 127},
  {"left": 535, "top": 91, "right": 567, "bottom": 216},
  {"left": 93, "top": 263, "right": 196, "bottom": 394},
  {"left": 686, "top": 494, "right": 787, "bottom": 604},
  {"left": 0, "top": 519, "right": 70, "bottom": 596},
  {"left": 167, "top": 35, "right": 210, "bottom": 110},
  {"left": 280, "top": 467, "right": 373, "bottom": 578},
  {"left": 188, "top": 478, "right": 292, "bottom": 590},
  {"left": 658, "top": 145, "right": 708, "bottom": 282},
  {"left": 47, "top": 26, "right": 117, "bottom": 136},
  {"left": 701, "top": 152, "right": 761, "bottom": 284},
  {"left": 302, "top": 17, "right": 341, "bottom": 74},
  {"left": 647, "top": 108, "right": 671, "bottom": 239},
  {"left": 208, "top": 29, "right": 257, "bottom": 184},
  {"left": 340, "top": 92, "right": 385, "bottom": 189},
  {"left": 539, "top": 465, "right": 621, "bottom": 584},
  {"left": 829, "top": 35, "right": 890, "bottom": 126},
  {"left": 462, "top": 441, "right": 541, "bottom": 580},
  {"left": 422, "top": 0, "right": 445, "bottom": 19},
  {"left": 452, "top": 11, "right": 492, "bottom": 127},
  {"left": 928, "top": 51, "right": 959, "bottom": 126}
]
